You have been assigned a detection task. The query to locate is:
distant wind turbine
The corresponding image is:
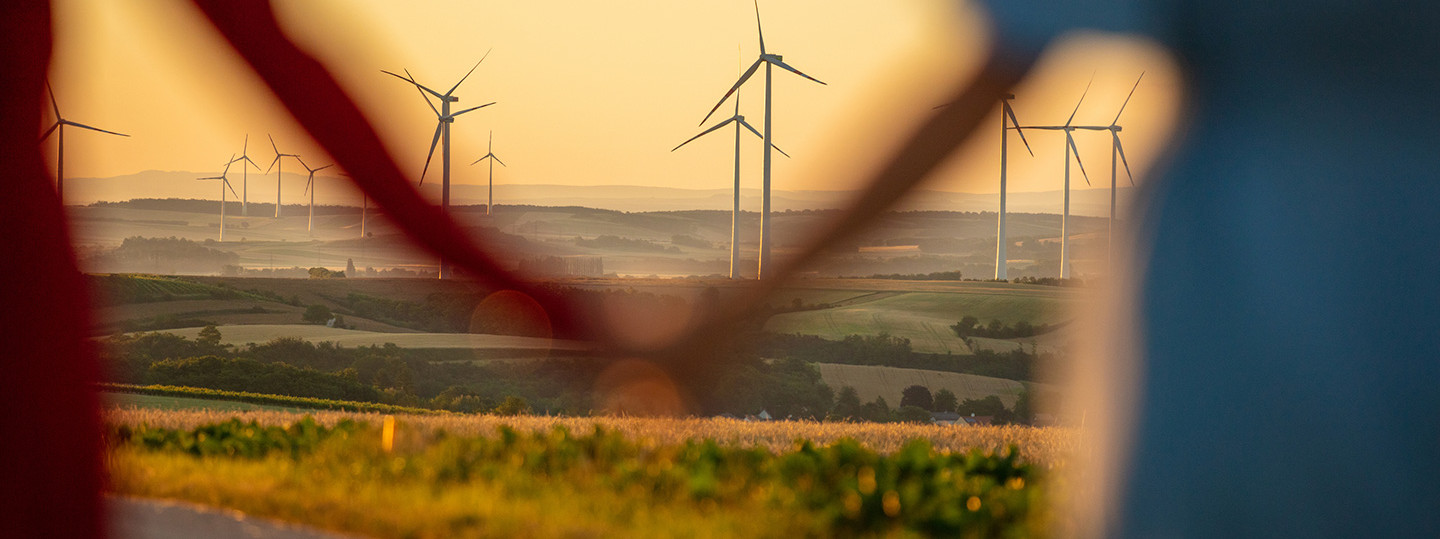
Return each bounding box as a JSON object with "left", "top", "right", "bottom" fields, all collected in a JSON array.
[
  {"left": 266, "top": 134, "right": 301, "bottom": 218},
  {"left": 197, "top": 155, "right": 240, "bottom": 242},
  {"left": 699, "top": 0, "right": 825, "bottom": 279},
  {"left": 384, "top": 51, "right": 496, "bottom": 279},
  {"left": 1017, "top": 81, "right": 1093, "bottom": 279},
  {"left": 231, "top": 135, "right": 260, "bottom": 216},
  {"left": 673, "top": 94, "right": 789, "bottom": 279},
  {"left": 297, "top": 157, "right": 333, "bottom": 233},
  {"left": 469, "top": 131, "right": 506, "bottom": 216},
  {"left": 39, "top": 81, "right": 128, "bottom": 203},
  {"left": 1074, "top": 74, "right": 1144, "bottom": 270}
]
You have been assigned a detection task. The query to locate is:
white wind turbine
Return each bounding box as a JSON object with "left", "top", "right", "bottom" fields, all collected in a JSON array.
[
  {"left": 468, "top": 131, "right": 506, "bottom": 216},
  {"left": 231, "top": 135, "right": 260, "bottom": 216},
  {"left": 995, "top": 94, "right": 1034, "bottom": 280},
  {"left": 1017, "top": 82, "right": 1093, "bottom": 279},
  {"left": 1074, "top": 74, "right": 1144, "bottom": 270},
  {"left": 297, "top": 157, "right": 333, "bottom": 233},
  {"left": 39, "top": 82, "right": 128, "bottom": 203},
  {"left": 266, "top": 134, "right": 301, "bottom": 218},
  {"left": 699, "top": 0, "right": 825, "bottom": 279},
  {"left": 384, "top": 53, "right": 496, "bottom": 279},
  {"left": 197, "top": 154, "right": 240, "bottom": 242},
  {"left": 673, "top": 94, "right": 790, "bottom": 279}
]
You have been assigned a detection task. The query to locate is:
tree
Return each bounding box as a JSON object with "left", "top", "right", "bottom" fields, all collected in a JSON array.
[
  {"left": 196, "top": 324, "right": 222, "bottom": 347},
  {"left": 493, "top": 396, "right": 530, "bottom": 416},
  {"left": 345, "top": 258, "right": 357, "bottom": 276},
  {"left": 900, "top": 384, "right": 934, "bottom": 411},
  {"left": 896, "top": 405, "right": 934, "bottom": 424},
  {"left": 933, "top": 389, "right": 958, "bottom": 413},
  {"left": 832, "top": 386, "right": 862, "bottom": 419},
  {"left": 302, "top": 304, "right": 333, "bottom": 324},
  {"left": 861, "top": 396, "right": 891, "bottom": 423}
]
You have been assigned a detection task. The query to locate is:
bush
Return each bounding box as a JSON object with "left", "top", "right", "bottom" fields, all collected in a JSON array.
[
  {"left": 493, "top": 396, "right": 531, "bottom": 416},
  {"left": 303, "top": 304, "right": 333, "bottom": 324}
]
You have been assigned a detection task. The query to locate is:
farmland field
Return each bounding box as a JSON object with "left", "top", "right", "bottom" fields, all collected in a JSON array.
[
  {"left": 107, "top": 408, "right": 1072, "bottom": 538},
  {"left": 150, "top": 323, "right": 590, "bottom": 351},
  {"left": 765, "top": 285, "right": 1076, "bottom": 354},
  {"left": 815, "top": 363, "right": 1034, "bottom": 408},
  {"left": 104, "top": 391, "right": 309, "bottom": 413}
]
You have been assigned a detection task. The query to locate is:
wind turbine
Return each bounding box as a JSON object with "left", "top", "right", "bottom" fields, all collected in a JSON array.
[
  {"left": 995, "top": 94, "right": 1034, "bottom": 280},
  {"left": 231, "top": 135, "right": 260, "bottom": 216},
  {"left": 673, "top": 94, "right": 790, "bottom": 279},
  {"left": 383, "top": 52, "right": 496, "bottom": 279},
  {"left": 197, "top": 155, "right": 240, "bottom": 242},
  {"left": 699, "top": 0, "right": 825, "bottom": 280},
  {"left": 469, "top": 131, "right": 506, "bottom": 216},
  {"left": 1074, "top": 74, "right": 1144, "bottom": 270},
  {"left": 1015, "top": 82, "right": 1093, "bottom": 279},
  {"left": 39, "top": 82, "right": 128, "bottom": 203},
  {"left": 266, "top": 134, "right": 301, "bottom": 218},
  {"left": 297, "top": 157, "right": 333, "bottom": 233}
]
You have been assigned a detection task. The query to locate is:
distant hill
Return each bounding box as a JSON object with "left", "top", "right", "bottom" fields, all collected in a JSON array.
[{"left": 67, "top": 170, "right": 1133, "bottom": 217}]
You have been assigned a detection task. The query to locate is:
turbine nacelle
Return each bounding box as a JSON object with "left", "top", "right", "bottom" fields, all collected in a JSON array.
[{"left": 761, "top": 53, "right": 783, "bottom": 62}]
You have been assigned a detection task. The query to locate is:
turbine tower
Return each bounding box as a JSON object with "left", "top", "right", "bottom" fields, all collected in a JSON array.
[
  {"left": 995, "top": 94, "right": 1034, "bottom": 281},
  {"left": 1075, "top": 74, "right": 1143, "bottom": 271},
  {"left": 232, "top": 135, "right": 260, "bottom": 216},
  {"left": 39, "top": 82, "right": 128, "bottom": 203},
  {"left": 266, "top": 134, "right": 301, "bottom": 218},
  {"left": 469, "top": 131, "right": 506, "bottom": 216},
  {"left": 699, "top": 1, "right": 825, "bottom": 279},
  {"left": 384, "top": 52, "right": 496, "bottom": 279},
  {"left": 197, "top": 155, "right": 240, "bottom": 242},
  {"left": 297, "top": 157, "right": 333, "bottom": 233},
  {"left": 673, "top": 95, "right": 789, "bottom": 279},
  {"left": 1017, "top": 82, "right": 1093, "bottom": 279}
]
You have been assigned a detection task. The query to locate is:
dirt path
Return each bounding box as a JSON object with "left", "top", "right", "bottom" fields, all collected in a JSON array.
[{"left": 108, "top": 496, "right": 363, "bottom": 539}]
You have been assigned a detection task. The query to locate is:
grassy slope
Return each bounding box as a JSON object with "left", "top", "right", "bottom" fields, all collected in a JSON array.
[
  {"left": 814, "top": 363, "right": 1031, "bottom": 408},
  {"left": 764, "top": 283, "right": 1075, "bottom": 354},
  {"left": 104, "top": 392, "right": 308, "bottom": 413}
]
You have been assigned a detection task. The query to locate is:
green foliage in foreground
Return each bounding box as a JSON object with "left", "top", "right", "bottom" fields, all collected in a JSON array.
[
  {"left": 102, "top": 383, "right": 438, "bottom": 415},
  {"left": 110, "top": 419, "right": 1046, "bottom": 538}
]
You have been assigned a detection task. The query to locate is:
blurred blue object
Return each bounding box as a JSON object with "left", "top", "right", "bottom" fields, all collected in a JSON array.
[{"left": 977, "top": 1, "right": 1440, "bottom": 536}]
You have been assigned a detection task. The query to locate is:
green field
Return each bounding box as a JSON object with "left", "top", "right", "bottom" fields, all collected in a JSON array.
[
  {"left": 765, "top": 285, "right": 1075, "bottom": 354},
  {"left": 104, "top": 392, "right": 309, "bottom": 413}
]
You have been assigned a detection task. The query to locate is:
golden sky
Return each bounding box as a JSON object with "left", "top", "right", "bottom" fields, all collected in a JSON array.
[{"left": 47, "top": 0, "right": 1181, "bottom": 204}]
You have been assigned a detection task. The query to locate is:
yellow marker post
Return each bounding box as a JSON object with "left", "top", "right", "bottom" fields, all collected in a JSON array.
[{"left": 381, "top": 415, "right": 395, "bottom": 453}]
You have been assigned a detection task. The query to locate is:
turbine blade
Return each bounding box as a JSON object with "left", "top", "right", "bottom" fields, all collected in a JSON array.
[
  {"left": 46, "top": 80, "right": 60, "bottom": 120},
  {"left": 1064, "top": 77, "right": 1094, "bottom": 127},
  {"left": 1115, "top": 134, "right": 1135, "bottom": 185},
  {"left": 64, "top": 120, "right": 128, "bottom": 137},
  {"left": 420, "top": 121, "right": 442, "bottom": 185},
  {"left": 493, "top": 155, "right": 506, "bottom": 167},
  {"left": 242, "top": 155, "right": 260, "bottom": 170},
  {"left": 39, "top": 122, "right": 59, "bottom": 142},
  {"left": 488, "top": 130, "right": 493, "bottom": 151},
  {"left": 304, "top": 176, "right": 313, "bottom": 196},
  {"left": 770, "top": 58, "right": 826, "bottom": 85},
  {"left": 754, "top": 0, "right": 766, "bottom": 55},
  {"left": 450, "top": 102, "right": 495, "bottom": 117},
  {"left": 225, "top": 178, "right": 239, "bottom": 199},
  {"left": 383, "top": 69, "right": 445, "bottom": 101},
  {"left": 269, "top": 133, "right": 280, "bottom": 155},
  {"left": 700, "top": 59, "right": 762, "bottom": 126},
  {"left": 1005, "top": 105, "right": 1034, "bottom": 157},
  {"left": 446, "top": 49, "right": 491, "bottom": 96},
  {"left": 295, "top": 156, "right": 310, "bottom": 171},
  {"left": 315, "top": 164, "right": 333, "bottom": 172},
  {"left": 671, "top": 118, "right": 735, "bottom": 151},
  {"left": 1113, "top": 72, "right": 1145, "bottom": 125},
  {"left": 221, "top": 153, "right": 236, "bottom": 176},
  {"left": 737, "top": 119, "right": 790, "bottom": 158},
  {"left": 266, "top": 155, "right": 280, "bottom": 173},
  {"left": 1068, "top": 133, "right": 1090, "bottom": 186}
]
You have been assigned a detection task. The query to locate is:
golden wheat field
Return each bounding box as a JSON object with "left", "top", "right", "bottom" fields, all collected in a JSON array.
[{"left": 105, "top": 407, "right": 1077, "bottom": 468}]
